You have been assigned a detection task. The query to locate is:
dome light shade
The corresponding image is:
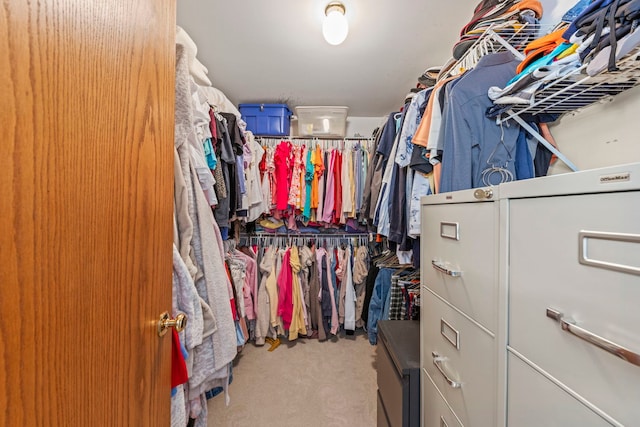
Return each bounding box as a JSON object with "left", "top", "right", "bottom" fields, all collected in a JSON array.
[{"left": 322, "top": 2, "right": 348, "bottom": 45}]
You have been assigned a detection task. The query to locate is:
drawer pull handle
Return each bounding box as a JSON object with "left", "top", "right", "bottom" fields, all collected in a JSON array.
[
  {"left": 432, "top": 260, "right": 462, "bottom": 277},
  {"left": 546, "top": 308, "right": 640, "bottom": 367},
  {"left": 441, "top": 319, "right": 460, "bottom": 350},
  {"left": 432, "top": 352, "right": 462, "bottom": 388},
  {"left": 440, "top": 222, "right": 460, "bottom": 240},
  {"left": 579, "top": 231, "right": 640, "bottom": 276}
]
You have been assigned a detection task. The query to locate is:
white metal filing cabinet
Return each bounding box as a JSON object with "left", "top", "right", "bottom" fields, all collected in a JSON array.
[
  {"left": 502, "top": 163, "right": 640, "bottom": 427},
  {"left": 420, "top": 187, "right": 501, "bottom": 427},
  {"left": 420, "top": 163, "right": 640, "bottom": 426}
]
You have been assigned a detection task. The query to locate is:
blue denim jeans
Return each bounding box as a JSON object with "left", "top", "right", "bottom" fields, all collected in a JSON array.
[
  {"left": 367, "top": 268, "right": 394, "bottom": 345},
  {"left": 562, "top": 0, "right": 592, "bottom": 22}
]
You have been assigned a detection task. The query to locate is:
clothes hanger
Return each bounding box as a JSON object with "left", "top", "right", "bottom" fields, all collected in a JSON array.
[
  {"left": 482, "top": 121, "right": 515, "bottom": 186},
  {"left": 399, "top": 270, "right": 421, "bottom": 282},
  {"left": 388, "top": 266, "right": 414, "bottom": 278},
  {"left": 376, "top": 253, "right": 400, "bottom": 268},
  {"left": 371, "top": 249, "right": 389, "bottom": 262}
]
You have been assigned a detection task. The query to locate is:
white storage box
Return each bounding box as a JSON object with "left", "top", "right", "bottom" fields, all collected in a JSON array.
[{"left": 295, "top": 106, "right": 348, "bottom": 137}]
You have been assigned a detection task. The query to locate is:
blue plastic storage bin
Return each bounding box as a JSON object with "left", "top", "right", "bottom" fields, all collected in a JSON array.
[{"left": 239, "top": 103, "right": 292, "bottom": 136}]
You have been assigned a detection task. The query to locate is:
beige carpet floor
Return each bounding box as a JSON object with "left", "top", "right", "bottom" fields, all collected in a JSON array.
[{"left": 207, "top": 330, "right": 378, "bottom": 427}]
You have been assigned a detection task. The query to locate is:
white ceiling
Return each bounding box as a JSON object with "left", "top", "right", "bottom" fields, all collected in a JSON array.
[{"left": 177, "top": 0, "right": 482, "bottom": 117}]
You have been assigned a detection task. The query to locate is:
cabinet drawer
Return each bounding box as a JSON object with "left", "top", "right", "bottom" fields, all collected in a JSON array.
[
  {"left": 422, "top": 369, "right": 463, "bottom": 427},
  {"left": 421, "top": 289, "right": 496, "bottom": 426},
  {"left": 377, "top": 342, "right": 403, "bottom": 427},
  {"left": 507, "top": 352, "right": 615, "bottom": 426},
  {"left": 421, "top": 202, "right": 497, "bottom": 332},
  {"left": 509, "top": 192, "right": 640, "bottom": 426}
]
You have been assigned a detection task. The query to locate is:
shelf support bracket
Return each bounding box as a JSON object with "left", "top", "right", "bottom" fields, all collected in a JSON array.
[{"left": 507, "top": 112, "right": 579, "bottom": 172}]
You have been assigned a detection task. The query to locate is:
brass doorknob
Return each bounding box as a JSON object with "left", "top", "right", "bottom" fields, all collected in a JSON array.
[{"left": 158, "top": 311, "right": 187, "bottom": 337}]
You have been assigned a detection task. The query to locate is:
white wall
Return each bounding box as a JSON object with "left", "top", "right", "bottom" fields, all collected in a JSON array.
[
  {"left": 345, "top": 116, "right": 387, "bottom": 138},
  {"left": 547, "top": 85, "right": 640, "bottom": 174},
  {"left": 540, "top": 0, "right": 579, "bottom": 26}
]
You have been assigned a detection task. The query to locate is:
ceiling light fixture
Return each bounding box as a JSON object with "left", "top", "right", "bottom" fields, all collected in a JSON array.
[{"left": 322, "top": 2, "right": 349, "bottom": 46}]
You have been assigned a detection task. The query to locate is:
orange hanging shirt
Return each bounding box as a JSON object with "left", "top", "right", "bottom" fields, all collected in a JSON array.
[
  {"left": 310, "top": 147, "right": 319, "bottom": 209},
  {"left": 412, "top": 76, "right": 460, "bottom": 148}
]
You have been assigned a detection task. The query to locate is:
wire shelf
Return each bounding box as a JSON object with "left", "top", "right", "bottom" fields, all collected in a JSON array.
[
  {"left": 441, "top": 22, "right": 555, "bottom": 79},
  {"left": 498, "top": 47, "right": 640, "bottom": 120}
]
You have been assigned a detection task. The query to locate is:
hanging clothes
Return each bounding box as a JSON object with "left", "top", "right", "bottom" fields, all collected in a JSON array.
[
  {"left": 314, "top": 247, "right": 338, "bottom": 336},
  {"left": 353, "top": 245, "right": 370, "bottom": 328},
  {"left": 277, "top": 248, "right": 294, "bottom": 330},
  {"left": 316, "top": 146, "right": 326, "bottom": 221},
  {"left": 367, "top": 268, "right": 394, "bottom": 345},
  {"left": 322, "top": 149, "right": 337, "bottom": 222},
  {"left": 242, "top": 235, "right": 375, "bottom": 345},
  {"left": 220, "top": 112, "right": 243, "bottom": 223},
  {"left": 274, "top": 141, "right": 292, "bottom": 211},
  {"left": 362, "top": 126, "right": 384, "bottom": 221},
  {"left": 298, "top": 245, "right": 313, "bottom": 333},
  {"left": 367, "top": 113, "right": 400, "bottom": 222},
  {"left": 303, "top": 148, "right": 314, "bottom": 220},
  {"left": 255, "top": 246, "right": 275, "bottom": 346},
  {"left": 341, "top": 146, "right": 353, "bottom": 221},
  {"left": 299, "top": 145, "right": 308, "bottom": 211},
  {"left": 174, "top": 44, "right": 238, "bottom": 423},
  {"left": 246, "top": 131, "right": 266, "bottom": 222},
  {"left": 262, "top": 145, "right": 276, "bottom": 212},
  {"left": 265, "top": 246, "right": 284, "bottom": 336},
  {"left": 247, "top": 138, "right": 374, "bottom": 235},
  {"left": 333, "top": 150, "right": 343, "bottom": 224},
  {"left": 288, "top": 246, "right": 307, "bottom": 340},
  {"left": 439, "top": 52, "right": 521, "bottom": 192},
  {"left": 343, "top": 247, "right": 356, "bottom": 333},
  {"left": 305, "top": 247, "right": 326, "bottom": 340},
  {"left": 212, "top": 115, "right": 236, "bottom": 233},
  {"left": 310, "top": 146, "right": 320, "bottom": 211},
  {"left": 288, "top": 144, "right": 304, "bottom": 208},
  {"left": 316, "top": 248, "right": 332, "bottom": 336},
  {"left": 336, "top": 247, "right": 347, "bottom": 325}
]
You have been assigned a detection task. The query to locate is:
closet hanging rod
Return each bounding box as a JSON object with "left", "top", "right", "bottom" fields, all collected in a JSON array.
[
  {"left": 255, "top": 136, "right": 373, "bottom": 141},
  {"left": 245, "top": 232, "right": 371, "bottom": 238}
]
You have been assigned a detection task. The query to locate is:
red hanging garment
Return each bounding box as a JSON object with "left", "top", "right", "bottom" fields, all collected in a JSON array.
[
  {"left": 171, "top": 328, "right": 189, "bottom": 388},
  {"left": 333, "top": 151, "right": 343, "bottom": 223},
  {"left": 274, "top": 141, "right": 292, "bottom": 210}
]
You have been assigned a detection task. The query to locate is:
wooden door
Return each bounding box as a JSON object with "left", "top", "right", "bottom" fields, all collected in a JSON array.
[{"left": 0, "top": 1, "right": 175, "bottom": 425}]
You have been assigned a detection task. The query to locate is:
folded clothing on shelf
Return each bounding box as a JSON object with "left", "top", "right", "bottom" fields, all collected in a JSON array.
[
  {"left": 564, "top": 0, "right": 640, "bottom": 71},
  {"left": 487, "top": 0, "right": 640, "bottom": 110},
  {"left": 586, "top": 25, "right": 640, "bottom": 76},
  {"left": 453, "top": 0, "right": 544, "bottom": 60}
]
